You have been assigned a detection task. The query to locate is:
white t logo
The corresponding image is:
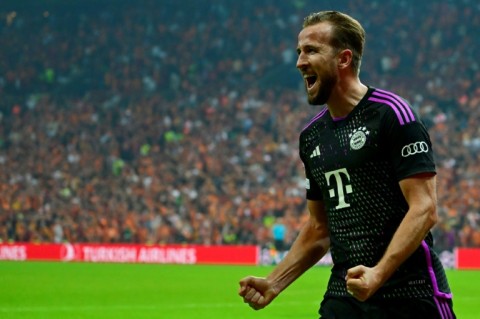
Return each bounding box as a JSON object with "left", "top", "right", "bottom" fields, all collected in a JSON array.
[{"left": 324, "top": 168, "right": 352, "bottom": 209}]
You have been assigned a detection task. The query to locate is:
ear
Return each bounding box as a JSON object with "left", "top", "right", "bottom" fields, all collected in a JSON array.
[{"left": 337, "top": 49, "right": 353, "bottom": 70}]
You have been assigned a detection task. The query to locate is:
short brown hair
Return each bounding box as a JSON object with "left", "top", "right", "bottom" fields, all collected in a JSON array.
[{"left": 303, "top": 11, "right": 365, "bottom": 74}]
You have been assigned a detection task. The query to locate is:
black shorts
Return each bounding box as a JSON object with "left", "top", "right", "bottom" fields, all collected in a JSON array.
[
  {"left": 273, "top": 239, "right": 285, "bottom": 251},
  {"left": 319, "top": 295, "right": 456, "bottom": 319}
]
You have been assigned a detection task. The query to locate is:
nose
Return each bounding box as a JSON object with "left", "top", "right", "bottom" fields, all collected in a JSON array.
[{"left": 296, "top": 52, "right": 307, "bottom": 70}]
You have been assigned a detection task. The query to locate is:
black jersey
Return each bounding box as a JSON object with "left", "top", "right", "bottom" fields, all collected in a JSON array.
[{"left": 299, "top": 87, "right": 452, "bottom": 300}]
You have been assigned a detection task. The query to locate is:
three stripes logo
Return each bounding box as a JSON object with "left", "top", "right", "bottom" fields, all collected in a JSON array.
[{"left": 310, "top": 145, "right": 320, "bottom": 158}]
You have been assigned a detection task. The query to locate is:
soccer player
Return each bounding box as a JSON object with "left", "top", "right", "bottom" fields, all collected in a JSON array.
[{"left": 238, "top": 11, "right": 456, "bottom": 319}]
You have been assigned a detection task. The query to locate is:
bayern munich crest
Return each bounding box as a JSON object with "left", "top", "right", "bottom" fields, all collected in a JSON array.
[{"left": 349, "top": 126, "right": 369, "bottom": 150}]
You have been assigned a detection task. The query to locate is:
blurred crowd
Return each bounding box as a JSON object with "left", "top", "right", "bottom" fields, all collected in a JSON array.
[{"left": 0, "top": 0, "right": 479, "bottom": 251}]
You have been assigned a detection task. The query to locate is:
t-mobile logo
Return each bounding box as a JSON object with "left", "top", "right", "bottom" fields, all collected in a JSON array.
[{"left": 324, "top": 168, "right": 352, "bottom": 209}]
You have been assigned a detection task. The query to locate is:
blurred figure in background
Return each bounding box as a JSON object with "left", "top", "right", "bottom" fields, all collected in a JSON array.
[
  {"left": 270, "top": 217, "right": 287, "bottom": 264},
  {"left": 271, "top": 217, "right": 287, "bottom": 252}
]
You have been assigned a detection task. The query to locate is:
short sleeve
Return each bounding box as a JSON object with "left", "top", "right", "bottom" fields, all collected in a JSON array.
[
  {"left": 304, "top": 163, "right": 323, "bottom": 200},
  {"left": 383, "top": 110, "right": 436, "bottom": 181}
]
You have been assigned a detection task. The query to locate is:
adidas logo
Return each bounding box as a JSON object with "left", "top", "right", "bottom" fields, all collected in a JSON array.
[{"left": 310, "top": 145, "right": 320, "bottom": 158}]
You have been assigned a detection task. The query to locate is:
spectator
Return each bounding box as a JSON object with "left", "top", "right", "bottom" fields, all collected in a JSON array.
[{"left": 0, "top": 0, "right": 478, "bottom": 251}]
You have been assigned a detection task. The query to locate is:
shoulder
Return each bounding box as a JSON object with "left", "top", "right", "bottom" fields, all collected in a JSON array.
[
  {"left": 301, "top": 107, "right": 329, "bottom": 134},
  {"left": 298, "top": 107, "right": 329, "bottom": 162},
  {"left": 366, "top": 87, "right": 419, "bottom": 126}
]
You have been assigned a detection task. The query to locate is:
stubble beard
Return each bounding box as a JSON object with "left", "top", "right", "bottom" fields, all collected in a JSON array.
[{"left": 308, "top": 73, "right": 336, "bottom": 106}]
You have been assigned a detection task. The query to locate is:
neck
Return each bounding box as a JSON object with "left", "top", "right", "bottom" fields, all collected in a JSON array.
[{"left": 326, "top": 76, "right": 368, "bottom": 118}]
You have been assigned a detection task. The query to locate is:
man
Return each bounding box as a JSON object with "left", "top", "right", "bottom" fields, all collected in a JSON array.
[
  {"left": 238, "top": 11, "right": 456, "bottom": 319},
  {"left": 271, "top": 217, "right": 287, "bottom": 252}
]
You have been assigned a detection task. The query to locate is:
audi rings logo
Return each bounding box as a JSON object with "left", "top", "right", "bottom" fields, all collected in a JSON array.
[{"left": 401, "top": 141, "right": 428, "bottom": 157}]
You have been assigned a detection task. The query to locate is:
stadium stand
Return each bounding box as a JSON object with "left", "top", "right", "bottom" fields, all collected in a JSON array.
[{"left": 0, "top": 0, "right": 479, "bottom": 251}]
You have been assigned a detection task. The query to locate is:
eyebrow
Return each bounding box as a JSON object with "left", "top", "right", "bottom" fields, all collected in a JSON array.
[{"left": 296, "top": 43, "right": 326, "bottom": 54}]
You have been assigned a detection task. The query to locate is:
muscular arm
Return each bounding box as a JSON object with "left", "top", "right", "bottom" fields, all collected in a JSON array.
[
  {"left": 346, "top": 173, "right": 438, "bottom": 301},
  {"left": 239, "top": 200, "right": 330, "bottom": 309},
  {"left": 267, "top": 200, "right": 331, "bottom": 294}
]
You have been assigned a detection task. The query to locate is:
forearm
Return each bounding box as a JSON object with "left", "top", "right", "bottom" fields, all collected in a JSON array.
[
  {"left": 375, "top": 207, "right": 436, "bottom": 284},
  {"left": 267, "top": 220, "right": 330, "bottom": 294},
  {"left": 345, "top": 175, "right": 439, "bottom": 302}
]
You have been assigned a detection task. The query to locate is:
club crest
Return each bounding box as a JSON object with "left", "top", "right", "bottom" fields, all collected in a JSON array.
[{"left": 349, "top": 127, "right": 369, "bottom": 150}]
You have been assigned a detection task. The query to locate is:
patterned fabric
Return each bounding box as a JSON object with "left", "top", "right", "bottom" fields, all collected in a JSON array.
[{"left": 299, "top": 87, "right": 452, "bottom": 299}]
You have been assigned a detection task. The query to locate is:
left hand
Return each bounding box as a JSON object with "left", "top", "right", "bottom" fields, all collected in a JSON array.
[{"left": 345, "top": 265, "right": 383, "bottom": 302}]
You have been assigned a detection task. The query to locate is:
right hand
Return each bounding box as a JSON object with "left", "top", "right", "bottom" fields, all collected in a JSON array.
[{"left": 238, "top": 276, "right": 278, "bottom": 310}]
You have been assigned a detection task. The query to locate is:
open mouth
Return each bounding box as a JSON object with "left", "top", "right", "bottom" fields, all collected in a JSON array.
[{"left": 304, "top": 75, "right": 317, "bottom": 89}]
